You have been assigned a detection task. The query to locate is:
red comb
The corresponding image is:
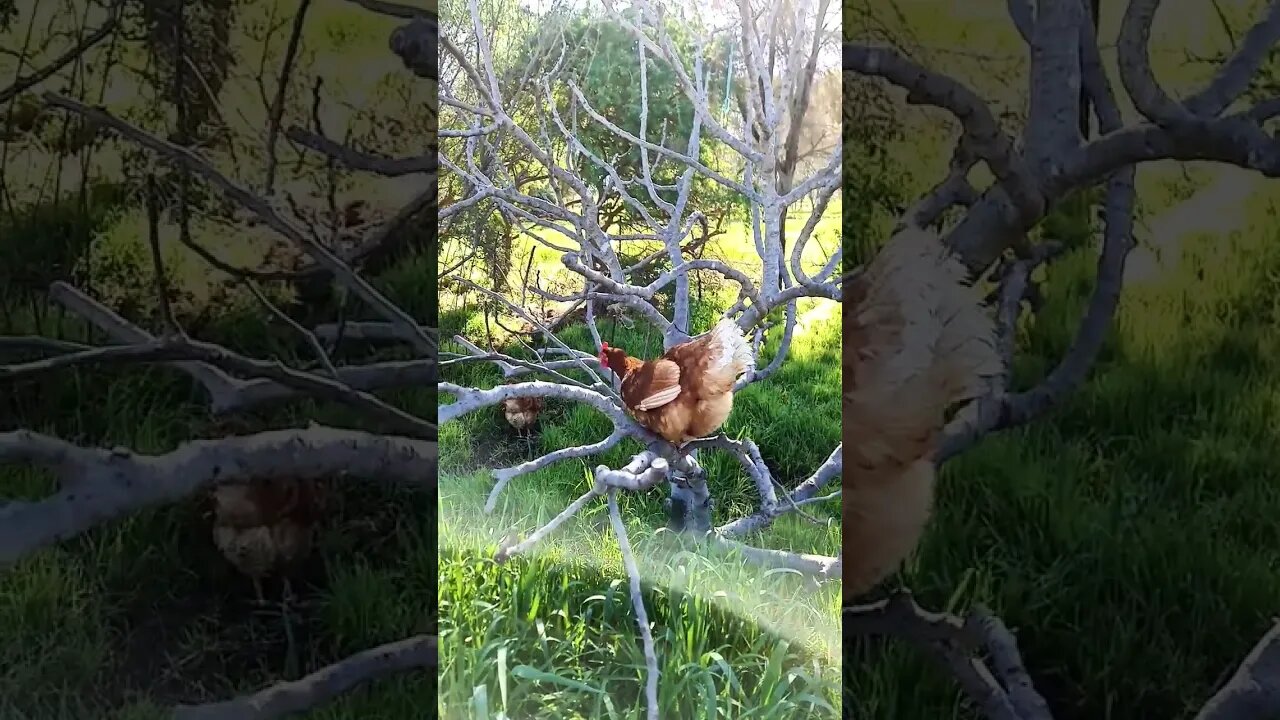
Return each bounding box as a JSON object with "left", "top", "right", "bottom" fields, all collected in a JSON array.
[{"left": 601, "top": 342, "right": 609, "bottom": 349}]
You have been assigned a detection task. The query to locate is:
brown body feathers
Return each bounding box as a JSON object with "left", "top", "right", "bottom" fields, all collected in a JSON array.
[
  {"left": 211, "top": 477, "right": 322, "bottom": 586},
  {"left": 500, "top": 394, "right": 544, "bottom": 431},
  {"left": 843, "top": 228, "right": 999, "bottom": 601},
  {"left": 601, "top": 318, "right": 755, "bottom": 445}
]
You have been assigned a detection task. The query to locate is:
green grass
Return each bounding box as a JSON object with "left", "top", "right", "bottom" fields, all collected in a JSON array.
[
  {"left": 0, "top": 237, "right": 439, "bottom": 718},
  {"left": 847, "top": 194, "right": 1280, "bottom": 718},
  {"left": 437, "top": 212, "right": 843, "bottom": 717}
]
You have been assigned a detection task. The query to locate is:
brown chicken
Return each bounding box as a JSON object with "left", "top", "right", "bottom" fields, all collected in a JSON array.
[
  {"left": 843, "top": 227, "right": 1000, "bottom": 602},
  {"left": 600, "top": 317, "right": 755, "bottom": 445},
  {"left": 211, "top": 476, "right": 322, "bottom": 604},
  {"left": 500, "top": 392, "right": 544, "bottom": 433}
]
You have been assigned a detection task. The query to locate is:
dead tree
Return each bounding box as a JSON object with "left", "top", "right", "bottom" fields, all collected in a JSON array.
[
  {"left": 439, "top": 0, "right": 841, "bottom": 716},
  {"left": 0, "top": 2, "right": 440, "bottom": 717},
  {"left": 845, "top": 0, "right": 1280, "bottom": 717}
]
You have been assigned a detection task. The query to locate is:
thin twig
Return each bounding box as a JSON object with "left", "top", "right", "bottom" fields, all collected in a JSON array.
[
  {"left": 264, "top": 0, "right": 315, "bottom": 194},
  {"left": 608, "top": 490, "right": 659, "bottom": 720}
]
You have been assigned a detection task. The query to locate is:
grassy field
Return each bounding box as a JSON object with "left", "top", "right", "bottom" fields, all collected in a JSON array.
[
  {"left": 0, "top": 267, "right": 439, "bottom": 720},
  {"left": 437, "top": 206, "right": 843, "bottom": 718},
  {"left": 846, "top": 184, "right": 1280, "bottom": 718},
  {"left": 842, "top": 4, "right": 1280, "bottom": 717}
]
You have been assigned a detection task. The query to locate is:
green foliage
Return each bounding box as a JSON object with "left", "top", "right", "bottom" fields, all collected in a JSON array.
[
  {"left": 841, "top": 74, "right": 906, "bottom": 268},
  {"left": 0, "top": 182, "right": 128, "bottom": 295},
  {"left": 1040, "top": 185, "right": 1103, "bottom": 252},
  {"left": 505, "top": 6, "right": 745, "bottom": 232}
]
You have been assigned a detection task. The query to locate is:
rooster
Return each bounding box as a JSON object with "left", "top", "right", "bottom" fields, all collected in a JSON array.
[
  {"left": 599, "top": 317, "right": 755, "bottom": 445},
  {"left": 843, "top": 227, "right": 1000, "bottom": 602},
  {"left": 211, "top": 476, "right": 322, "bottom": 605}
]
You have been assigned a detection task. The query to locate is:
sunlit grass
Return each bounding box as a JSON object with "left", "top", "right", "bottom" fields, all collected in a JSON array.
[
  {"left": 847, "top": 190, "right": 1280, "bottom": 719},
  {"left": 438, "top": 218, "right": 842, "bottom": 717}
]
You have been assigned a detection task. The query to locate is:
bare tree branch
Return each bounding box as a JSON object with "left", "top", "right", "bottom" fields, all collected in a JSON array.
[
  {"left": 1024, "top": 0, "right": 1083, "bottom": 169},
  {"left": 607, "top": 490, "right": 659, "bottom": 720},
  {"left": 0, "top": 11, "right": 119, "bottom": 104},
  {"left": 1195, "top": 621, "right": 1280, "bottom": 720},
  {"left": 40, "top": 282, "right": 434, "bottom": 415},
  {"left": 264, "top": 0, "right": 315, "bottom": 194},
  {"left": 174, "top": 635, "right": 437, "bottom": 720},
  {"left": 0, "top": 428, "right": 436, "bottom": 568},
  {"left": 846, "top": 591, "right": 1051, "bottom": 720},
  {"left": 42, "top": 93, "right": 438, "bottom": 357},
  {"left": 1186, "top": 1, "right": 1280, "bottom": 116},
  {"left": 344, "top": 0, "right": 431, "bottom": 20},
  {"left": 842, "top": 44, "right": 1043, "bottom": 222},
  {"left": 287, "top": 126, "right": 436, "bottom": 176}
]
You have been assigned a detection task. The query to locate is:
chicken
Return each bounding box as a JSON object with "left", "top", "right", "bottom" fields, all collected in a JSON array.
[
  {"left": 496, "top": 386, "right": 542, "bottom": 448},
  {"left": 600, "top": 317, "right": 755, "bottom": 445},
  {"left": 843, "top": 227, "right": 1000, "bottom": 602},
  {"left": 211, "top": 476, "right": 322, "bottom": 604},
  {"left": 501, "top": 394, "right": 543, "bottom": 431}
]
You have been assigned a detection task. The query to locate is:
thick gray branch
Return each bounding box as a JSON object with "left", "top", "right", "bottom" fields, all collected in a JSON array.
[
  {"left": 173, "top": 635, "right": 437, "bottom": 720},
  {"left": 1, "top": 333, "right": 437, "bottom": 440},
  {"left": 0, "top": 428, "right": 436, "bottom": 567},
  {"left": 287, "top": 127, "right": 435, "bottom": 176},
  {"left": 44, "top": 282, "right": 434, "bottom": 416},
  {"left": 1118, "top": 0, "right": 1193, "bottom": 124},
  {"left": 939, "top": 168, "right": 1134, "bottom": 461},
  {"left": 846, "top": 591, "right": 1050, "bottom": 720},
  {"left": 712, "top": 535, "right": 840, "bottom": 580},
  {"left": 1186, "top": 1, "right": 1280, "bottom": 117},
  {"left": 439, "top": 381, "right": 627, "bottom": 427},
  {"left": 1024, "top": 0, "right": 1083, "bottom": 171},
  {"left": 1195, "top": 622, "right": 1280, "bottom": 720},
  {"left": 843, "top": 44, "right": 1043, "bottom": 223}
]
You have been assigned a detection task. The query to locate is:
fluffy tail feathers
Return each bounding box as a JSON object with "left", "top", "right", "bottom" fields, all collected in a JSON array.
[
  {"left": 842, "top": 228, "right": 1000, "bottom": 600},
  {"left": 707, "top": 316, "right": 756, "bottom": 379}
]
